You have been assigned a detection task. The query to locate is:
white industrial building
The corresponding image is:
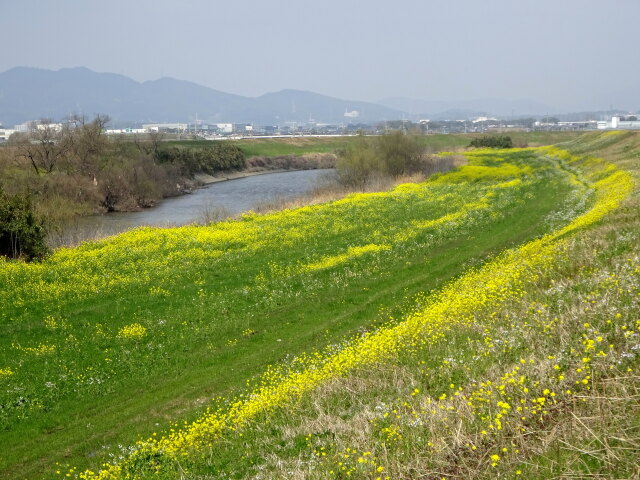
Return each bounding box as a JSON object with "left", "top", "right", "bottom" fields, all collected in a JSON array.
[
  {"left": 105, "top": 128, "right": 149, "bottom": 135},
  {"left": 142, "top": 123, "right": 188, "bottom": 133},
  {"left": 597, "top": 116, "right": 640, "bottom": 130},
  {"left": 12, "top": 121, "right": 64, "bottom": 133},
  {"left": 0, "top": 128, "right": 16, "bottom": 142}
]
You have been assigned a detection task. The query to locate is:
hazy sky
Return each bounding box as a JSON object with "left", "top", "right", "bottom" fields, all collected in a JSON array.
[{"left": 1, "top": 0, "right": 638, "bottom": 110}]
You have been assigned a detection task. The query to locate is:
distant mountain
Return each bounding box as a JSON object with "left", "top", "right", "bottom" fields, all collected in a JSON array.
[
  {"left": 378, "top": 96, "right": 558, "bottom": 118},
  {"left": 225, "top": 88, "right": 400, "bottom": 126},
  {"left": 0, "top": 67, "right": 402, "bottom": 127}
]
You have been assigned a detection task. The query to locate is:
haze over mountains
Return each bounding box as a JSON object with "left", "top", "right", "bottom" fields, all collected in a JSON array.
[
  {"left": 0, "top": 67, "right": 403, "bottom": 127},
  {"left": 0, "top": 67, "right": 633, "bottom": 128},
  {"left": 377, "top": 97, "right": 557, "bottom": 120}
]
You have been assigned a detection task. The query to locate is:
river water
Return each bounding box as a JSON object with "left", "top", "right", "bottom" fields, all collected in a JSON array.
[{"left": 55, "top": 169, "right": 333, "bottom": 245}]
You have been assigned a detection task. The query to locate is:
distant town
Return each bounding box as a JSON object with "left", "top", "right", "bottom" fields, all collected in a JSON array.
[{"left": 1, "top": 114, "right": 639, "bottom": 143}]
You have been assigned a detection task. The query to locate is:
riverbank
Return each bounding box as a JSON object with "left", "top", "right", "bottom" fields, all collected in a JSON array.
[
  {"left": 49, "top": 148, "right": 463, "bottom": 248},
  {"left": 48, "top": 167, "right": 437, "bottom": 248},
  {"left": 3, "top": 132, "right": 581, "bottom": 258},
  {"left": 49, "top": 169, "right": 334, "bottom": 247}
]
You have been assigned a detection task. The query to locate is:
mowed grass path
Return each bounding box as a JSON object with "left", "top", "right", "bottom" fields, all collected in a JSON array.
[{"left": 1, "top": 149, "right": 582, "bottom": 478}]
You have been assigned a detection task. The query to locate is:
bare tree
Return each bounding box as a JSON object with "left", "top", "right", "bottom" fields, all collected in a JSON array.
[
  {"left": 13, "top": 114, "right": 112, "bottom": 178},
  {"left": 134, "top": 130, "right": 165, "bottom": 161},
  {"left": 68, "top": 114, "right": 110, "bottom": 177},
  {"left": 16, "top": 119, "right": 71, "bottom": 175}
]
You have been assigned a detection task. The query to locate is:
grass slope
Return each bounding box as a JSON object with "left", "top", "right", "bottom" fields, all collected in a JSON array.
[
  {"left": 124, "top": 132, "right": 636, "bottom": 480},
  {"left": 0, "top": 131, "right": 634, "bottom": 479}
]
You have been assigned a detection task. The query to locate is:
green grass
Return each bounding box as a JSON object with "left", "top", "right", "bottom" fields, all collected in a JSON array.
[
  {"left": 171, "top": 132, "right": 639, "bottom": 480},
  {"left": 0, "top": 147, "right": 585, "bottom": 479},
  {"left": 127, "top": 133, "right": 638, "bottom": 480},
  {"left": 164, "top": 131, "right": 582, "bottom": 159}
]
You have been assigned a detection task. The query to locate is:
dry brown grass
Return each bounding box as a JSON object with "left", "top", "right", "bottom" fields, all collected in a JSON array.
[{"left": 245, "top": 153, "right": 336, "bottom": 172}]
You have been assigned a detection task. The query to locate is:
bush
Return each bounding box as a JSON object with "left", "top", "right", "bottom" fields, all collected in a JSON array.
[
  {"left": 336, "top": 132, "right": 427, "bottom": 188},
  {"left": 157, "top": 143, "right": 245, "bottom": 175},
  {"left": 336, "top": 136, "right": 382, "bottom": 188},
  {"left": 469, "top": 135, "right": 513, "bottom": 149},
  {"left": 0, "top": 187, "right": 50, "bottom": 261},
  {"left": 97, "top": 155, "right": 183, "bottom": 212},
  {"left": 376, "top": 131, "right": 423, "bottom": 176}
]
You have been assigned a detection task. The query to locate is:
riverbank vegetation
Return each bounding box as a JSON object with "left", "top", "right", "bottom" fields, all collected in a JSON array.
[
  {"left": 0, "top": 118, "right": 332, "bottom": 254},
  {"left": 0, "top": 117, "right": 189, "bottom": 224},
  {"left": 0, "top": 131, "right": 636, "bottom": 479},
  {"left": 0, "top": 124, "right": 578, "bottom": 256},
  {"left": 0, "top": 188, "right": 49, "bottom": 260},
  {"left": 334, "top": 132, "right": 463, "bottom": 189}
]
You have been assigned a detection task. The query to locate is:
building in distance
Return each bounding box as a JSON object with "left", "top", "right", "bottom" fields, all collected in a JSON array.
[{"left": 597, "top": 115, "right": 640, "bottom": 130}]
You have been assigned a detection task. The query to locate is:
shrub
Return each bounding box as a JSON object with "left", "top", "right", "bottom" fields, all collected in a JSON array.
[
  {"left": 336, "top": 136, "right": 382, "bottom": 188},
  {"left": 469, "top": 135, "right": 513, "bottom": 149},
  {"left": 157, "top": 143, "right": 245, "bottom": 175},
  {"left": 0, "top": 187, "right": 50, "bottom": 261},
  {"left": 336, "top": 132, "right": 429, "bottom": 188},
  {"left": 376, "top": 130, "right": 423, "bottom": 176}
]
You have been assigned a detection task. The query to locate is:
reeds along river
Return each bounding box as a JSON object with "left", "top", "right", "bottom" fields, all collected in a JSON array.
[{"left": 53, "top": 169, "right": 333, "bottom": 246}]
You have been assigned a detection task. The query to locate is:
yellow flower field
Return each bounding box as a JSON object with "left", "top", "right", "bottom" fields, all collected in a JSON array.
[{"left": 33, "top": 135, "right": 633, "bottom": 480}]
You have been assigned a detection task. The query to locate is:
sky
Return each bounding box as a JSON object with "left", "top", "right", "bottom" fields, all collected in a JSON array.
[{"left": 1, "top": 0, "right": 639, "bottom": 111}]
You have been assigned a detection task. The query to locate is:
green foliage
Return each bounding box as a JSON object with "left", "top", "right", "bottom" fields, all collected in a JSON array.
[
  {"left": 469, "top": 135, "right": 514, "bottom": 149},
  {"left": 157, "top": 143, "right": 245, "bottom": 174},
  {"left": 0, "top": 187, "right": 50, "bottom": 261},
  {"left": 0, "top": 149, "right": 575, "bottom": 478}
]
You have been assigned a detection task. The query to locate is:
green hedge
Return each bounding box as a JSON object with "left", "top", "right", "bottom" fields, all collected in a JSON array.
[
  {"left": 469, "top": 135, "right": 513, "bottom": 149},
  {"left": 157, "top": 143, "right": 245, "bottom": 174}
]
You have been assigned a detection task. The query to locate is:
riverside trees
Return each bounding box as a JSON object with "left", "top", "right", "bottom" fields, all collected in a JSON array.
[
  {"left": 0, "top": 115, "right": 247, "bottom": 254},
  {"left": 10, "top": 115, "right": 110, "bottom": 177}
]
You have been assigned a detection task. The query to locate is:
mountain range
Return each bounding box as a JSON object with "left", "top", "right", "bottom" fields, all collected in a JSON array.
[
  {"left": 0, "top": 66, "right": 605, "bottom": 127},
  {"left": 0, "top": 67, "right": 403, "bottom": 127}
]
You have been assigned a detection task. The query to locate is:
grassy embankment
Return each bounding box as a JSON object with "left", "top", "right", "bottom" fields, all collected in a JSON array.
[
  {"left": 0, "top": 130, "right": 635, "bottom": 479},
  {"left": 131, "top": 131, "right": 637, "bottom": 480}
]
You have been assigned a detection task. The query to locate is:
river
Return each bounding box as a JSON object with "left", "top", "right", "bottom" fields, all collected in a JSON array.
[{"left": 54, "top": 169, "right": 333, "bottom": 246}]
